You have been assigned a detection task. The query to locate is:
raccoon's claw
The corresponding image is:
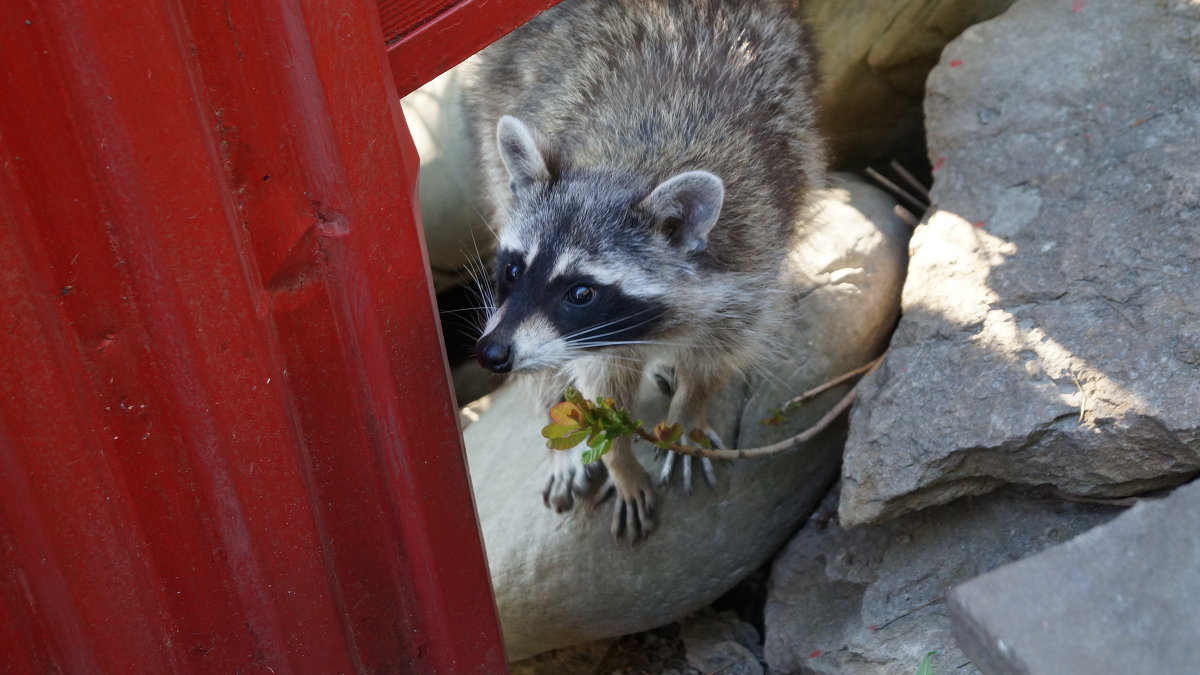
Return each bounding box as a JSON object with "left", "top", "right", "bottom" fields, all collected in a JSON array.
[
  {"left": 700, "top": 429, "right": 724, "bottom": 487},
  {"left": 658, "top": 453, "right": 718, "bottom": 494},
  {"left": 657, "top": 451, "right": 685, "bottom": 491},
  {"left": 658, "top": 428, "right": 722, "bottom": 493},
  {"left": 542, "top": 473, "right": 575, "bottom": 512},
  {"left": 598, "top": 477, "right": 656, "bottom": 545},
  {"left": 543, "top": 450, "right": 603, "bottom": 513},
  {"left": 703, "top": 428, "right": 727, "bottom": 451}
]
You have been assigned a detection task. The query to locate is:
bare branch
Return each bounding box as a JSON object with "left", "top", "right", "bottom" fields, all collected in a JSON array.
[
  {"left": 640, "top": 384, "right": 858, "bottom": 459},
  {"left": 635, "top": 353, "right": 885, "bottom": 460},
  {"left": 778, "top": 351, "right": 887, "bottom": 410}
]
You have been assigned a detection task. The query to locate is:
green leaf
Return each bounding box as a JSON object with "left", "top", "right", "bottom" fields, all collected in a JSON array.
[
  {"left": 666, "top": 423, "right": 683, "bottom": 444},
  {"left": 541, "top": 423, "right": 580, "bottom": 440},
  {"left": 546, "top": 428, "right": 589, "bottom": 450},
  {"left": 688, "top": 428, "right": 712, "bottom": 449},
  {"left": 914, "top": 651, "right": 936, "bottom": 675},
  {"left": 581, "top": 436, "right": 612, "bottom": 464},
  {"left": 586, "top": 430, "right": 609, "bottom": 450}
]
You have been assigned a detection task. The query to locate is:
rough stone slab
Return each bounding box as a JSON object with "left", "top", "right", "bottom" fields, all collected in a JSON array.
[
  {"left": 841, "top": 0, "right": 1200, "bottom": 527},
  {"left": 951, "top": 480, "right": 1200, "bottom": 675},
  {"left": 463, "top": 175, "right": 908, "bottom": 659},
  {"left": 764, "top": 489, "right": 1119, "bottom": 675},
  {"left": 801, "top": 0, "right": 1014, "bottom": 167}
]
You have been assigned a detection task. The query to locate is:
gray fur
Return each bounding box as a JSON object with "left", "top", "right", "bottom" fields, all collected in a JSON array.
[{"left": 465, "top": 0, "right": 826, "bottom": 541}]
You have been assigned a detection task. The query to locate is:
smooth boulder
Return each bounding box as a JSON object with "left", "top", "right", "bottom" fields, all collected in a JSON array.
[{"left": 463, "top": 174, "right": 909, "bottom": 659}]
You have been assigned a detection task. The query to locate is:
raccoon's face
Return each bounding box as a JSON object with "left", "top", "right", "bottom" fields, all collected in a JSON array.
[
  {"left": 475, "top": 223, "right": 668, "bottom": 374},
  {"left": 475, "top": 116, "right": 724, "bottom": 374}
]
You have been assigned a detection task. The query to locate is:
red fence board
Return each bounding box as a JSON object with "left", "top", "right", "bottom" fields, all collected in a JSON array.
[
  {"left": 383, "top": 0, "right": 563, "bottom": 97},
  {"left": 1, "top": 0, "right": 505, "bottom": 671},
  {"left": 380, "top": 0, "right": 459, "bottom": 45}
]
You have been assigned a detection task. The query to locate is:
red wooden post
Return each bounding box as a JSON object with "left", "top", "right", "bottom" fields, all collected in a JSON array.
[
  {"left": 383, "top": 0, "right": 564, "bottom": 97},
  {"left": 0, "top": 0, "right": 542, "bottom": 671}
]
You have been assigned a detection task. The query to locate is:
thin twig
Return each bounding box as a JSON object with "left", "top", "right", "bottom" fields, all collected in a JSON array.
[
  {"left": 889, "top": 160, "right": 931, "bottom": 201},
  {"left": 779, "top": 352, "right": 887, "bottom": 410},
  {"left": 893, "top": 204, "right": 920, "bottom": 228},
  {"left": 866, "top": 167, "right": 928, "bottom": 213},
  {"left": 639, "top": 354, "right": 885, "bottom": 460}
]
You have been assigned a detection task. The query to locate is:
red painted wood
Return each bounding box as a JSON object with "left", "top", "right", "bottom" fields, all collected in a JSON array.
[
  {"left": 0, "top": 0, "right": 505, "bottom": 672},
  {"left": 383, "top": 0, "right": 563, "bottom": 97},
  {"left": 380, "top": 0, "right": 458, "bottom": 45}
]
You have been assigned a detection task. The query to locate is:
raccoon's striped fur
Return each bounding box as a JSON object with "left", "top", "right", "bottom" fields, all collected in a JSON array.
[{"left": 465, "top": 0, "right": 825, "bottom": 541}]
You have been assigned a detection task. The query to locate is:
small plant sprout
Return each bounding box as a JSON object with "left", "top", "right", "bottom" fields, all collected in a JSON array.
[
  {"left": 542, "top": 353, "right": 886, "bottom": 463},
  {"left": 915, "top": 651, "right": 936, "bottom": 675},
  {"left": 542, "top": 388, "right": 643, "bottom": 464}
]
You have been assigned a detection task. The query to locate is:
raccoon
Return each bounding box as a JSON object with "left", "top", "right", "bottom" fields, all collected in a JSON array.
[{"left": 465, "top": 0, "right": 825, "bottom": 541}]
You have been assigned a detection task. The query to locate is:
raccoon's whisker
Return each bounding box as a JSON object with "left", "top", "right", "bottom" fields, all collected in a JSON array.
[
  {"left": 440, "top": 306, "right": 495, "bottom": 315},
  {"left": 559, "top": 307, "right": 662, "bottom": 342},
  {"left": 573, "top": 337, "right": 685, "bottom": 347},
  {"left": 464, "top": 256, "right": 495, "bottom": 297},
  {"left": 567, "top": 354, "right": 646, "bottom": 375},
  {"left": 572, "top": 351, "right": 644, "bottom": 363},
  {"left": 459, "top": 233, "right": 498, "bottom": 315},
  {"left": 563, "top": 312, "right": 666, "bottom": 344},
  {"left": 462, "top": 274, "right": 496, "bottom": 318},
  {"left": 573, "top": 340, "right": 689, "bottom": 349}
]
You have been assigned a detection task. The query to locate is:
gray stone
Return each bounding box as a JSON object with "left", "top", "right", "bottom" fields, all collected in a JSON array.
[
  {"left": 951, "top": 481, "right": 1200, "bottom": 675},
  {"left": 800, "top": 0, "right": 1015, "bottom": 167},
  {"left": 680, "top": 611, "right": 764, "bottom": 675},
  {"left": 764, "top": 489, "right": 1120, "bottom": 675},
  {"left": 841, "top": 0, "right": 1200, "bottom": 527},
  {"left": 463, "top": 174, "right": 909, "bottom": 659}
]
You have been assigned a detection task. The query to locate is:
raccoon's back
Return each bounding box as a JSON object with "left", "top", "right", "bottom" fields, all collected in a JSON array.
[{"left": 466, "top": 0, "right": 825, "bottom": 268}]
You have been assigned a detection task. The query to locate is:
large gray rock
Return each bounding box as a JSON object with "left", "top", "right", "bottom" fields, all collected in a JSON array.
[
  {"left": 951, "top": 481, "right": 1200, "bottom": 674},
  {"left": 463, "top": 175, "right": 908, "bottom": 659},
  {"left": 800, "top": 0, "right": 1015, "bottom": 167},
  {"left": 764, "top": 489, "right": 1120, "bottom": 675},
  {"left": 841, "top": 0, "right": 1200, "bottom": 527}
]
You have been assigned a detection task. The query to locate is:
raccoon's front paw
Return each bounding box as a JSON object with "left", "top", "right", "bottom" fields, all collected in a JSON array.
[
  {"left": 542, "top": 448, "right": 604, "bottom": 513},
  {"left": 657, "top": 428, "right": 722, "bottom": 494},
  {"left": 599, "top": 470, "right": 656, "bottom": 544}
]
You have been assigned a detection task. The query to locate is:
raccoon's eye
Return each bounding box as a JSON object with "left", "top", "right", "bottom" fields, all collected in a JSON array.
[
  {"left": 566, "top": 284, "right": 596, "bottom": 306},
  {"left": 503, "top": 262, "right": 523, "bottom": 283}
]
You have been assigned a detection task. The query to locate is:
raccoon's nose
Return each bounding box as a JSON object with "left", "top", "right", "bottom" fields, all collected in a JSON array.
[{"left": 476, "top": 337, "right": 514, "bottom": 373}]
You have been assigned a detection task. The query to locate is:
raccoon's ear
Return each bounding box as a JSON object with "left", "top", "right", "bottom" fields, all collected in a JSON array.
[
  {"left": 640, "top": 171, "right": 725, "bottom": 254},
  {"left": 496, "top": 115, "right": 552, "bottom": 193}
]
